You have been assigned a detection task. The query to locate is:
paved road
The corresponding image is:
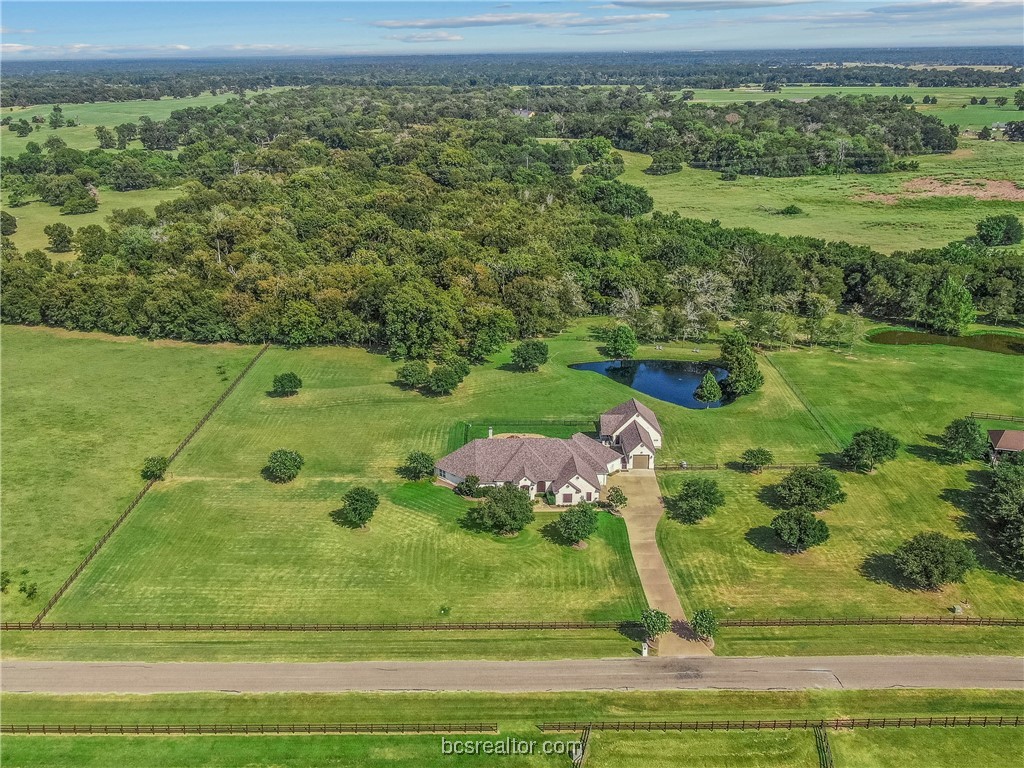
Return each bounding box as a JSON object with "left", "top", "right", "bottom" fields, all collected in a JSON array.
[
  {"left": 614, "top": 470, "right": 712, "bottom": 656},
  {"left": 3, "top": 657, "right": 1020, "bottom": 694}
]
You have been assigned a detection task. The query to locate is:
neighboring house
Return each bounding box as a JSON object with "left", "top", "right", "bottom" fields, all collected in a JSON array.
[
  {"left": 434, "top": 399, "right": 664, "bottom": 504},
  {"left": 988, "top": 429, "right": 1024, "bottom": 463},
  {"left": 598, "top": 398, "right": 663, "bottom": 470}
]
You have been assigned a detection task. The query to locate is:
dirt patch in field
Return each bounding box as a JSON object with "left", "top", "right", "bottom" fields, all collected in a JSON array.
[
  {"left": 856, "top": 177, "right": 1024, "bottom": 204},
  {"left": 492, "top": 432, "right": 547, "bottom": 439}
]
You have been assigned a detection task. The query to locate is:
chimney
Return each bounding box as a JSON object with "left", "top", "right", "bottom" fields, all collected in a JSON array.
[{"left": 488, "top": 426, "right": 493, "bottom": 439}]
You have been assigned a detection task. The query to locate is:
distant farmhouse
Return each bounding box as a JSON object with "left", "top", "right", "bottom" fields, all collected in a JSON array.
[
  {"left": 989, "top": 429, "right": 1024, "bottom": 464},
  {"left": 435, "top": 399, "right": 662, "bottom": 505}
]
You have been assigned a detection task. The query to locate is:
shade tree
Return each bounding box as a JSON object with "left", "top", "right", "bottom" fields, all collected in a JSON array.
[
  {"left": 771, "top": 509, "right": 830, "bottom": 553},
  {"left": 893, "top": 532, "right": 976, "bottom": 589}
]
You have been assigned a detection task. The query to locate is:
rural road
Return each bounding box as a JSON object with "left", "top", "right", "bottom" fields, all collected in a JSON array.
[{"left": 3, "top": 656, "right": 1021, "bottom": 694}]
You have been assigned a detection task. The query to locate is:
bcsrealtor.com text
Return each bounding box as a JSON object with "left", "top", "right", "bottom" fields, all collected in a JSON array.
[{"left": 440, "top": 737, "right": 583, "bottom": 757}]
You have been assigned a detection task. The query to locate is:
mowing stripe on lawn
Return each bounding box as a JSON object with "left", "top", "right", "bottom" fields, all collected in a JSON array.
[
  {"left": 31, "top": 343, "right": 271, "bottom": 625},
  {"left": 762, "top": 353, "right": 843, "bottom": 451}
]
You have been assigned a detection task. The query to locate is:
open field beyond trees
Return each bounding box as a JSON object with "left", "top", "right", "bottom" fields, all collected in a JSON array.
[
  {"left": 1, "top": 690, "right": 1020, "bottom": 768},
  {"left": 623, "top": 138, "right": 1024, "bottom": 253}
]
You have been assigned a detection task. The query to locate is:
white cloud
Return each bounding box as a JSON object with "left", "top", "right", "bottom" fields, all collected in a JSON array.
[
  {"left": 0, "top": 27, "right": 37, "bottom": 34},
  {"left": 373, "top": 12, "right": 669, "bottom": 30},
  {"left": 385, "top": 31, "right": 466, "bottom": 43},
  {"left": 592, "top": 1, "right": 816, "bottom": 9}
]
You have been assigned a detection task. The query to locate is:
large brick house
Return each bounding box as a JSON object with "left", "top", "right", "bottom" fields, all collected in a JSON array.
[{"left": 434, "top": 399, "right": 663, "bottom": 505}]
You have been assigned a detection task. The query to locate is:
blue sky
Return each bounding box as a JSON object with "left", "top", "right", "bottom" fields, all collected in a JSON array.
[{"left": 2, "top": 1, "right": 1022, "bottom": 59}]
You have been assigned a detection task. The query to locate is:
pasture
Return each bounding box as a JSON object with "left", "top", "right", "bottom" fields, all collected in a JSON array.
[
  {"left": 623, "top": 138, "right": 1024, "bottom": 252},
  {"left": 0, "top": 326, "right": 254, "bottom": 622},
  {"left": 2, "top": 690, "right": 1019, "bottom": 768}
]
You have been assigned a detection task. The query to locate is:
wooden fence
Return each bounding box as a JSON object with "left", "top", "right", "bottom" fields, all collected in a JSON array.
[
  {"left": 656, "top": 463, "right": 720, "bottom": 471},
  {"left": 813, "top": 726, "right": 834, "bottom": 768},
  {"left": 718, "top": 616, "right": 1024, "bottom": 627},
  {"left": 1, "top": 722, "right": 498, "bottom": 736},
  {"left": 31, "top": 343, "right": 271, "bottom": 625},
  {"left": 972, "top": 412, "right": 1024, "bottom": 424},
  {"left": 539, "top": 716, "right": 1024, "bottom": 732},
  {"left": 2, "top": 620, "right": 635, "bottom": 632}
]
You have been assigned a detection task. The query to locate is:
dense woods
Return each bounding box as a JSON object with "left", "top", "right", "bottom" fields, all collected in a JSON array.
[
  {"left": 3, "top": 48, "right": 1021, "bottom": 106},
  {"left": 2, "top": 86, "right": 1022, "bottom": 357}
]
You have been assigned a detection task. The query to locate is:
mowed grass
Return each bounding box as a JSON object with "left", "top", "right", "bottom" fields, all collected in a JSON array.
[
  {"left": 51, "top": 336, "right": 652, "bottom": 623},
  {"left": 623, "top": 138, "right": 1024, "bottom": 252},
  {"left": 2, "top": 690, "right": 1019, "bottom": 768},
  {"left": 0, "top": 326, "right": 256, "bottom": 621},
  {"left": 656, "top": 334, "right": 1024, "bottom": 645},
  {"left": 3, "top": 188, "right": 180, "bottom": 258}
]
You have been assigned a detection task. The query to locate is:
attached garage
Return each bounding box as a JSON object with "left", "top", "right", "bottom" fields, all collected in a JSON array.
[{"left": 632, "top": 454, "right": 650, "bottom": 469}]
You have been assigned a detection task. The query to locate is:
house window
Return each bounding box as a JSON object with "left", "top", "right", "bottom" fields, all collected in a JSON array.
[
  {"left": 537, "top": 481, "right": 546, "bottom": 492},
  {"left": 520, "top": 485, "right": 530, "bottom": 492},
  {"left": 438, "top": 470, "right": 446, "bottom": 479},
  {"left": 585, "top": 492, "right": 592, "bottom": 501},
  {"left": 562, "top": 493, "right": 573, "bottom": 504}
]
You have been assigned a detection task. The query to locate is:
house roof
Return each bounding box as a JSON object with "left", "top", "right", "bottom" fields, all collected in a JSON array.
[
  {"left": 989, "top": 430, "right": 1024, "bottom": 452},
  {"left": 618, "top": 420, "right": 656, "bottom": 455},
  {"left": 599, "top": 398, "right": 662, "bottom": 437},
  {"left": 436, "top": 433, "right": 621, "bottom": 489}
]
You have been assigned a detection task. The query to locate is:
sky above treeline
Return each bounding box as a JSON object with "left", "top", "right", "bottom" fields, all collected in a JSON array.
[{"left": 2, "top": 1, "right": 1022, "bottom": 60}]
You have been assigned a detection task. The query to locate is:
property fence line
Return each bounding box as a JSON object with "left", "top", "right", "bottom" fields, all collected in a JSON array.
[
  {"left": 5, "top": 615, "right": 1021, "bottom": 632},
  {"left": 717, "top": 616, "right": 1024, "bottom": 627},
  {"left": 573, "top": 726, "right": 591, "bottom": 768},
  {"left": 813, "top": 726, "right": 835, "bottom": 768},
  {"left": 2, "top": 620, "right": 637, "bottom": 632},
  {"left": 0, "top": 722, "right": 498, "bottom": 736},
  {"left": 761, "top": 355, "right": 843, "bottom": 450},
  {"left": 971, "top": 412, "right": 1024, "bottom": 424},
  {"left": 31, "top": 342, "right": 272, "bottom": 625},
  {"left": 656, "top": 463, "right": 820, "bottom": 472},
  {"left": 539, "top": 716, "right": 1024, "bottom": 733}
]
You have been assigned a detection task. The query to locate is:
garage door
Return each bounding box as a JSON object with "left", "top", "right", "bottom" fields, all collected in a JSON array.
[{"left": 633, "top": 454, "right": 650, "bottom": 469}]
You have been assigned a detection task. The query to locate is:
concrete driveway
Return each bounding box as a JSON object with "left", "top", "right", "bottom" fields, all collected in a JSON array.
[{"left": 612, "top": 470, "right": 712, "bottom": 656}]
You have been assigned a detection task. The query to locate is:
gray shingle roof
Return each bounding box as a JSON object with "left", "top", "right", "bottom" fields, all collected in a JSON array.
[
  {"left": 436, "top": 433, "right": 620, "bottom": 489},
  {"left": 599, "top": 398, "right": 663, "bottom": 438},
  {"left": 989, "top": 429, "right": 1024, "bottom": 452},
  {"left": 618, "top": 420, "right": 656, "bottom": 455}
]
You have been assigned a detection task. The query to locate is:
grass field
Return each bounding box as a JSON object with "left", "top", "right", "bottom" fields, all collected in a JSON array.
[
  {"left": 684, "top": 85, "right": 1024, "bottom": 130},
  {"left": 622, "top": 138, "right": 1024, "bottom": 252},
  {"left": 2, "top": 690, "right": 1019, "bottom": 767},
  {"left": 654, "top": 334, "right": 1024, "bottom": 651},
  {"left": 3, "top": 188, "right": 181, "bottom": 257},
  {"left": 0, "top": 326, "right": 255, "bottom": 622}
]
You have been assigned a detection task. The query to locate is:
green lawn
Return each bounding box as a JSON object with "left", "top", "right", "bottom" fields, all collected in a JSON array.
[
  {"left": 655, "top": 334, "right": 1024, "bottom": 653},
  {"left": 0, "top": 326, "right": 255, "bottom": 622},
  {"left": 3, "top": 188, "right": 181, "bottom": 258},
  {"left": 2, "top": 690, "right": 1019, "bottom": 768},
  {"left": 623, "top": 138, "right": 1024, "bottom": 252}
]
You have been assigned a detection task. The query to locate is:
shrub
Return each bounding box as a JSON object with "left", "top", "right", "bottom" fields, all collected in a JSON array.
[
  {"left": 0, "top": 210, "right": 16, "bottom": 236},
  {"left": 402, "top": 450, "right": 435, "bottom": 480},
  {"left": 396, "top": 360, "right": 430, "bottom": 389},
  {"left": 771, "top": 509, "right": 830, "bottom": 553},
  {"left": 741, "top": 447, "right": 774, "bottom": 473},
  {"left": 465, "top": 484, "right": 534, "bottom": 535},
  {"left": 140, "top": 456, "right": 170, "bottom": 481},
  {"left": 639, "top": 608, "right": 671, "bottom": 640},
  {"left": 555, "top": 502, "right": 599, "bottom": 545},
  {"left": 775, "top": 466, "right": 846, "bottom": 511},
  {"left": 894, "top": 532, "right": 977, "bottom": 589},
  {"left": 667, "top": 477, "right": 725, "bottom": 523},
  {"left": 425, "top": 361, "right": 468, "bottom": 395},
  {"left": 841, "top": 427, "right": 900, "bottom": 472},
  {"left": 511, "top": 340, "right": 549, "bottom": 371},
  {"left": 263, "top": 449, "right": 304, "bottom": 483},
  {"left": 455, "top": 474, "right": 481, "bottom": 497},
  {"left": 271, "top": 372, "right": 302, "bottom": 397},
  {"left": 976, "top": 214, "right": 1023, "bottom": 246},
  {"left": 336, "top": 486, "right": 380, "bottom": 528},
  {"left": 60, "top": 195, "right": 98, "bottom": 215},
  {"left": 605, "top": 486, "right": 627, "bottom": 512},
  {"left": 776, "top": 204, "right": 803, "bottom": 215},
  {"left": 0, "top": 570, "right": 10, "bottom": 593},
  {"left": 690, "top": 609, "right": 718, "bottom": 640}
]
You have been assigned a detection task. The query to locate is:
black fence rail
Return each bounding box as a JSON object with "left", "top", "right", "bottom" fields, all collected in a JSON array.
[
  {"left": 813, "top": 726, "right": 835, "bottom": 768},
  {"left": 972, "top": 412, "right": 1024, "bottom": 424},
  {"left": 656, "top": 463, "right": 720, "bottom": 471},
  {"left": 718, "top": 616, "right": 1024, "bottom": 627},
  {"left": 1, "top": 722, "right": 498, "bottom": 736},
  {"left": 31, "top": 343, "right": 271, "bottom": 625},
  {"left": 2, "top": 620, "right": 637, "bottom": 632},
  {"left": 539, "top": 716, "right": 1024, "bottom": 733}
]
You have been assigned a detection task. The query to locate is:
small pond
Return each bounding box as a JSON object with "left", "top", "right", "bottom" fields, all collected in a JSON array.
[
  {"left": 868, "top": 331, "right": 1024, "bottom": 356},
  {"left": 570, "top": 359, "right": 729, "bottom": 409}
]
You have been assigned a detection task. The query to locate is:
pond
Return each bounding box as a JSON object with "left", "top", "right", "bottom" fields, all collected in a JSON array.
[
  {"left": 570, "top": 359, "right": 729, "bottom": 409},
  {"left": 868, "top": 330, "right": 1024, "bottom": 356}
]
